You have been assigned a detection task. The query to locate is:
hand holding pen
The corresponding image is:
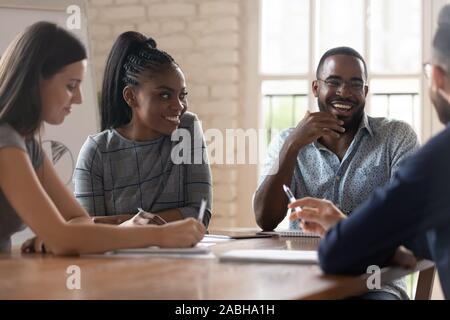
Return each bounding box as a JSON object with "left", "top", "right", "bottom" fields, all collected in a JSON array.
[
  {"left": 197, "top": 198, "right": 207, "bottom": 224},
  {"left": 283, "top": 185, "right": 302, "bottom": 213},
  {"left": 282, "top": 184, "right": 310, "bottom": 228},
  {"left": 119, "top": 208, "right": 167, "bottom": 227},
  {"left": 287, "top": 197, "right": 347, "bottom": 237},
  {"left": 137, "top": 208, "right": 167, "bottom": 225}
]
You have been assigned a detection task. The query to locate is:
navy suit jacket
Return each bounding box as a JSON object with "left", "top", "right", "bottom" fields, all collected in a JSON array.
[{"left": 319, "top": 123, "right": 450, "bottom": 299}]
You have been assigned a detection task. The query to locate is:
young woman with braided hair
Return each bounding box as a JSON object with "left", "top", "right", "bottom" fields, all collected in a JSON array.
[{"left": 72, "top": 32, "right": 212, "bottom": 228}]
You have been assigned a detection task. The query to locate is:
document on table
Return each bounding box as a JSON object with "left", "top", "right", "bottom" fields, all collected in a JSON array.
[
  {"left": 219, "top": 249, "right": 318, "bottom": 264},
  {"left": 201, "top": 235, "right": 235, "bottom": 243},
  {"left": 114, "top": 246, "right": 210, "bottom": 254},
  {"left": 110, "top": 244, "right": 215, "bottom": 259}
]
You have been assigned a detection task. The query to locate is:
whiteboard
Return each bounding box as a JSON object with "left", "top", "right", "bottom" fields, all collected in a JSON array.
[{"left": 0, "top": 0, "right": 99, "bottom": 188}]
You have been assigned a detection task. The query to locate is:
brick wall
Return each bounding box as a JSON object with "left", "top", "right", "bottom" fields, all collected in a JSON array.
[{"left": 86, "top": 0, "right": 247, "bottom": 228}]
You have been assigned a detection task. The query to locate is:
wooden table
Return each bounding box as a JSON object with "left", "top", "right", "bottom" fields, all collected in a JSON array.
[{"left": 0, "top": 235, "right": 434, "bottom": 300}]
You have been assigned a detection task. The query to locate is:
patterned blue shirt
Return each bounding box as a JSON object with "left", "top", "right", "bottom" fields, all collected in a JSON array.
[
  {"left": 258, "top": 114, "right": 419, "bottom": 299},
  {"left": 260, "top": 114, "right": 419, "bottom": 217},
  {"left": 73, "top": 112, "right": 212, "bottom": 227}
]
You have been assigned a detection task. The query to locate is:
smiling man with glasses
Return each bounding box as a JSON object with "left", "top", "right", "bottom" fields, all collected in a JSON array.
[
  {"left": 254, "top": 47, "right": 418, "bottom": 300},
  {"left": 286, "top": 6, "right": 450, "bottom": 300}
]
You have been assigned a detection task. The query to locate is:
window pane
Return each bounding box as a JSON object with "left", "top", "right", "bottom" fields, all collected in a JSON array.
[
  {"left": 369, "top": 0, "right": 421, "bottom": 74},
  {"left": 261, "top": 0, "right": 309, "bottom": 74},
  {"left": 316, "top": 0, "right": 364, "bottom": 65},
  {"left": 262, "top": 80, "right": 309, "bottom": 143},
  {"left": 368, "top": 79, "right": 421, "bottom": 135}
]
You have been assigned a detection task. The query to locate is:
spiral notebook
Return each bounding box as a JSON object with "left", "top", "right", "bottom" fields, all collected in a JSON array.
[{"left": 257, "top": 229, "right": 320, "bottom": 238}]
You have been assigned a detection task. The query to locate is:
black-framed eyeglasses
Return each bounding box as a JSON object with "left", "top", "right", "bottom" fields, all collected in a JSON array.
[
  {"left": 317, "top": 78, "right": 366, "bottom": 91},
  {"left": 423, "top": 63, "right": 432, "bottom": 80}
]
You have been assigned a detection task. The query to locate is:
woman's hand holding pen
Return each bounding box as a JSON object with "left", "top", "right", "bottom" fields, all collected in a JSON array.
[
  {"left": 287, "top": 197, "right": 346, "bottom": 237},
  {"left": 93, "top": 214, "right": 134, "bottom": 225},
  {"left": 22, "top": 215, "right": 204, "bottom": 253},
  {"left": 157, "top": 218, "right": 206, "bottom": 248},
  {"left": 119, "top": 212, "right": 206, "bottom": 247},
  {"left": 119, "top": 209, "right": 167, "bottom": 227}
]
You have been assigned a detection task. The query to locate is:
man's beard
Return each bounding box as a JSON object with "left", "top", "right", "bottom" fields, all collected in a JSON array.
[{"left": 430, "top": 86, "right": 450, "bottom": 124}]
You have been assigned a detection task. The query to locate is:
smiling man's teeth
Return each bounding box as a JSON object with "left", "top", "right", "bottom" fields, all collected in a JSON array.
[
  {"left": 333, "top": 104, "right": 352, "bottom": 110},
  {"left": 165, "top": 116, "right": 179, "bottom": 122}
]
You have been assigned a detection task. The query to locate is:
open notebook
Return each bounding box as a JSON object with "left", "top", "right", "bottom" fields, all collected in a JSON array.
[
  {"left": 257, "top": 229, "right": 320, "bottom": 238},
  {"left": 219, "top": 249, "right": 318, "bottom": 264}
]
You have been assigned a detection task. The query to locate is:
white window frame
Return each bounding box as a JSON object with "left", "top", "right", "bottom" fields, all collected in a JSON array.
[{"left": 251, "top": 0, "right": 445, "bottom": 144}]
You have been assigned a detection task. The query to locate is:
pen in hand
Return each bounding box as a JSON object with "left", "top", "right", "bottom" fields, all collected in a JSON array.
[
  {"left": 137, "top": 208, "right": 167, "bottom": 225},
  {"left": 197, "top": 198, "right": 207, "bottom": 224},
  {"left": 282, "top": 185, "right": 302, "bottom": 213},
  {"left": 282, "top": 184, "right": 309, "bottom": 227}
]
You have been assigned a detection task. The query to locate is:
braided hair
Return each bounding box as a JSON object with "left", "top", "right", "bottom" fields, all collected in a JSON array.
[{"left": 100, "top": 32, "right": 178, "bottom": 131}]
